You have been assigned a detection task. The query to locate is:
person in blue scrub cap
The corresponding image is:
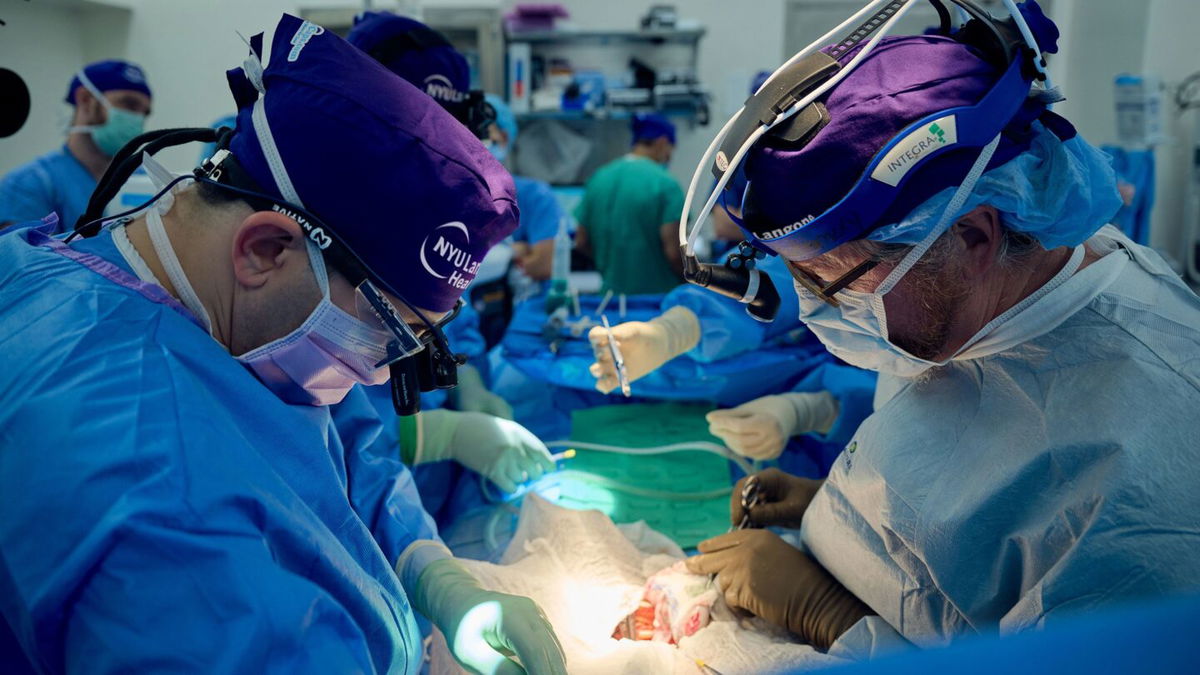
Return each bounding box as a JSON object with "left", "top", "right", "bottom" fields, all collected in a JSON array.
[
  {"left": 483, "top": 93, "right": 568, "bottom": 282},
  {"left": 348, "top": 12, "right": 556, "bottom": 497},
  {"left": 682, "top": 2, "right": 1200, "bottom": 657},
  {"left": 0, "top": 59, "right": 152, "bottom": 231},
  {"left": 0, "top": 15, "right": 564, "bottom": 675}
]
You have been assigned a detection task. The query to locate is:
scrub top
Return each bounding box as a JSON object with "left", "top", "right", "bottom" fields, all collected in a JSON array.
[
  {"left": 0, "top": 146, "right": 96, "bottom": 232},
  {"left": 0, "top": 217, "right": 440, "bottom": 673},
  {"left": 574, "top": 154, "right": 685, "bottom": 294},
  {"left": 512, "top": 175, "right": 565, "bottom": 245}
]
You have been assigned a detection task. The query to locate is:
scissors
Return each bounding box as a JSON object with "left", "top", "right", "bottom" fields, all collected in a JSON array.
[
  {"left": 735, "top": 475, "right": 763, "bottom": 531},
  {"left": 601, "top": 314, "right": 631, "bottom": 397}
]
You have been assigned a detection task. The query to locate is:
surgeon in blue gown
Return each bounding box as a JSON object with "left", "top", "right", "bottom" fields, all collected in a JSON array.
[
  {"left": 0, "top": 16, "right": 564, "bottom": 675},
  {"left": 0, "top": 60, "right": 152, "bottom": 232}
]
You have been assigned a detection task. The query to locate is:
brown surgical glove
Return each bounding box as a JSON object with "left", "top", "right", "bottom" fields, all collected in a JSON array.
[
  {"left": 731, "top": 468, "right": 824, "bottom": 530},
  {"left": 685, "top": 529, "right": 872, "bottom": 650}
]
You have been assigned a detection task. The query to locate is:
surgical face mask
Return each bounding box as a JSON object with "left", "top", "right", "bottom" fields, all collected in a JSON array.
[
  {"left": 796, "top": 237, "right": 1087, "bottom": 379},
  {"left": 484, "top": 140, "right": 508, "bottom": 164},
  {"left": 68, "top": 71, "right": 147, "bottom": 157},
  {"left": 232, "top": 243, "right": 395, "bottom": 406},
  {"left": 142, "top": 186, "right": 392, "bottom": 406}
]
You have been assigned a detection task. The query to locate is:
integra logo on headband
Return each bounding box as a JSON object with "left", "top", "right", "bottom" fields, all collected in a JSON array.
[
  {"left": 420, "top": 221, "right": 480, "bottom": 290},
  {"left": 272, "top": 204, "right": 332, "bottom": 249},
  {"left": 870, "top": 114, "right": 958, "bottom": 188}
]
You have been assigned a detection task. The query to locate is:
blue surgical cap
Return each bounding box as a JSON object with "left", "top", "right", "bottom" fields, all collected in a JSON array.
[
  {"left": 485, "top": 93, "right": 517, "bottom": 146},
  {"left": 224, "top": 15, "right": 517, "bottom": 312},
  {"left": 346, "top": 12, "right": 470, "bottom": 109},
  {"left": 869, "top": 120, "right": 1123, "bottom": 250},
  {"left": 631, "top": 113, "right": 675, "bottom": 145},
  {"left": 65, "top": 60, "right": 151, "bottom": 105}
]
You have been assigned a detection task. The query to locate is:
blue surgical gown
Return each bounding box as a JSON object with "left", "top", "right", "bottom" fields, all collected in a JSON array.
[
  {"left": 0, "top": 146, "right": 96, "bottom": 232},
  {"left": 805, "top": 230, "right": 1200, "bottom": 653},
  {"left": 512, "top": 175, "right": 565, "bottom": 245},
  {"left": 0, "top": 218, "right": 441, "bottom": 673}
]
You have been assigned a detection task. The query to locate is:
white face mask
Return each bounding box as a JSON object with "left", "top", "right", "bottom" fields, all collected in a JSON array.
[{"left": 796, "top": 243, "right": 1085, "bottom": 378}]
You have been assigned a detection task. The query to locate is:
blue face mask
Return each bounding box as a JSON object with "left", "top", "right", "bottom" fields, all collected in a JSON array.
[{"left": 484, "top": 140, "right": 508, "bottom": 164}]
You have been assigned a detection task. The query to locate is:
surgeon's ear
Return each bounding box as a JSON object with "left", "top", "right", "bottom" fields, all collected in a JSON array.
[
  {"left": 230, "top": 211, "right": 307, "bottom": 289},
  {"left": 72, "top": 87, "right": 103, "bottom": 125},
  {"left": 952, "top": 205, "right": 1002, "bottom": 280}
]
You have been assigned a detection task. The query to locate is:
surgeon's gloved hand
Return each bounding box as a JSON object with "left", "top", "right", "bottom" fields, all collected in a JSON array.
[
  {"left": 731, "top": 468, "right": 823, "bottom": 529},
  {"left": 587, "top": 305, "right": 701, "bottom": 394},
  {"left": 706, "top": 392, "right": 839, "bottom": 459},
  {"left": 414, "top": 557, "right": 567, "bottom": 675},
  {"left": 686, "top": 529, "right": 871, "bottom": 650},
  {"left": 452, "top": 364, "right": 514, "bottom": 419},
  {"left": 416, "top": 410, "right": 554, "bottom": 493}
]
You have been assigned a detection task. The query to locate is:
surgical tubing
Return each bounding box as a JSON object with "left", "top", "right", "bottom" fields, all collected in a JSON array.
[{"left": 545, "top": 439, "right": 756, "bottom": 477}]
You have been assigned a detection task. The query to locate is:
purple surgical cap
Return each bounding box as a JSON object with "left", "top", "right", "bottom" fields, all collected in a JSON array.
[
  {"left": 65, "top": 60, "right": 151, "bottom": 105},
  {"left": 632, "top": 113, "right": 676, "bottom": 145},
  {"left": 225, "top": 14, "right": 517, "bottom": 312},
  {"left": 346, "top": 12, "right": 470, "bottom": 109},
  {"left": 744, "top": 1, "right": 1067, "bottom": 245}
]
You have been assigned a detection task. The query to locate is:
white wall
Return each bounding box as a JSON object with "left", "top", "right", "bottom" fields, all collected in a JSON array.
[
  {"left": 1142, "top": 0, "right": 1200, "bottom": 260},
  {"left": 0, "top": 1, "right": 93, "bottom": 173}
]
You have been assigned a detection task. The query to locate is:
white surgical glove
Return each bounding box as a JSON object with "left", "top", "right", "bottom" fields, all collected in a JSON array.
[
  {"left": 452, "top": 364, "right": 514, "bottom": 419},
  {"left": 413, "top": 557, "right": 567, "bottom": 675},
  {"left": 706, "top": 392, "right": 839, "bottom": 460},
  {"left": 587, "top": 305, "right": 701, "bottom": 394},
  {"left": 415, "top": 409, "right": 554, "bottom": 493}
]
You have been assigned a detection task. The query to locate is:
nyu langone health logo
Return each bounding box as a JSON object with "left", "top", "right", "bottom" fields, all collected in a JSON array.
[
  {"left": 424, "top": 74, "right": 466, "bottom": 104},
  {"left": 420, "top": 222, "right": 480, "bottom": 290},
  {"left": 870, "top": 114, "right": 958, "bottom": 188},
  {"left": 288, "top": 21, "right": 325, "bottom": 62}
]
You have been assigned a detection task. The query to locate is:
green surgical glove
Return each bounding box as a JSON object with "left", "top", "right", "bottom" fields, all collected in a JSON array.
[
  {"left": 406, "top": 410, "right": 555, "bottom": 493},
  {"left": 686, "top": 529, "right": 871, "bottom": 650},
  {"left": 414, "top": 558, "right": 567, "bottom": 675},
  {"left": 452, "top": 364, "right": 514, "bottom": 419}
]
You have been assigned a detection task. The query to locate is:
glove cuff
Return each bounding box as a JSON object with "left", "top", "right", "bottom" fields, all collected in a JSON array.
[
  {"left": 781, "top": 391, "right": 839, "bottom": 436},
  {"left": 410, "top": 409, "right": 462, "bottom": 465},
  {"left": 794, "top": 568, "right": 873, "bottom": 651},
  {"left": 410, "top": 556, "right": 485, "bottom": 628},
  {"left": 651, "top": 305, "right": 702, "bottom": 357},
  {"left": 450, "top": 364, "right": 487, "bottom": 409}
]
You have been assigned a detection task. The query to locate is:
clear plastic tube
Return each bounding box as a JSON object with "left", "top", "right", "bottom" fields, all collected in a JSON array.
[{"left": 545, "top": 439, "right": 755, "bottom": 477}]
